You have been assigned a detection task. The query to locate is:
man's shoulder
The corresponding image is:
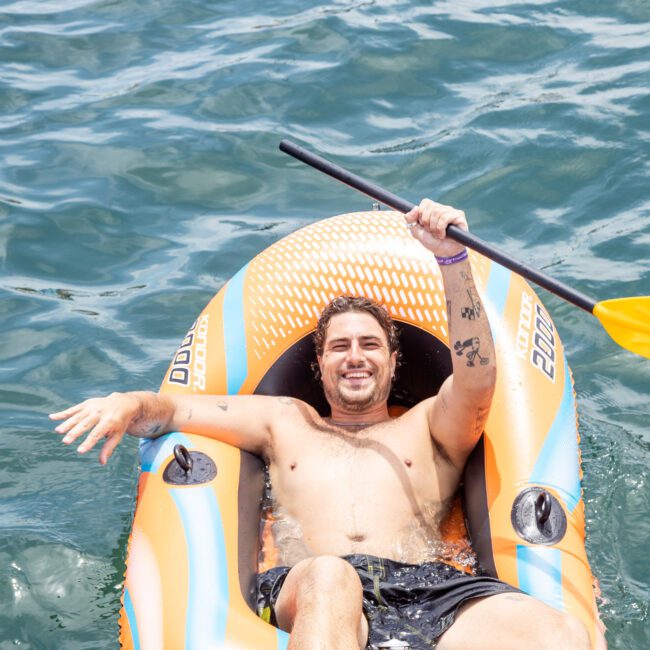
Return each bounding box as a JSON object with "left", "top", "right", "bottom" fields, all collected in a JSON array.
[
  {"left": 405, "top": 396, "right": 437, "bottom": 419},
  {"left": 273, "top": 395, "right": 316, "bottom": 412},
  {"left": 266, "top": 397, "right": 326, "bottom": 458},
  {"left": 386, "top": 399, "right": 436, "bottom": 438},
  {"left": 267, "top": 395, "right": 320, "bottom": 428}
]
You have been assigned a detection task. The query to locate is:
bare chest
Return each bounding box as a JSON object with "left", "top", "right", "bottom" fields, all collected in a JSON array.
[
  {"left": 265, "top": 421, "right": 461, "bottom": 564},
  {"left": 269, "top": 422, "right": 446, "bottom": 513}
]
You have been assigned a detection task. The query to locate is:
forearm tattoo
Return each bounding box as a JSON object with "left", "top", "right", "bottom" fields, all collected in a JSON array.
[
  {"left": 459, "top": 272, "right": 482, "bottom": 321},
  {"left": 461, "top": 287, "right": 482, "bottom": 320},
  {"left": 146, "top": 422, "right": 162, "bottom": 437},
  {"left": 130, "top": 416, "right": 163, "bottom": 438},
  {"left": 454, "top": 337, "right": 489, "bottom": 367}
]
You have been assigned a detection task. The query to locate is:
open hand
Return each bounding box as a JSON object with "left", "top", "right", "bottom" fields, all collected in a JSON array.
[
  {"left": 404, "top": 199, "right": 468, "bottom": 258},
  {"left": 49, "top": 392, "right": 141, "bottom": 465}
]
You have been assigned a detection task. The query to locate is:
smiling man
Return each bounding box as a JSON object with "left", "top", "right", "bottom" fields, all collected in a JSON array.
[{"left": 51, "top": 200, "right": 592, "bottom": 649}]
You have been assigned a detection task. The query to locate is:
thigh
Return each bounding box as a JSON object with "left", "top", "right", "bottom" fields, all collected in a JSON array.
[
  {"left": 273, "top": 558, "right": 318, "bottom": 630},
  {"left": 436, "top": 592, "right": 587, "bottom": 650},
  {"left": 273, "top": 556, "right": 369, "bottom": 644}
]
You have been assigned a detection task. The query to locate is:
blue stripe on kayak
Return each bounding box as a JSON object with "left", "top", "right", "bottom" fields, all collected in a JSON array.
[
  {"left": 123, "top": 588, "right": 141, "bottom": 650},
  {"left": 483, "top": 262, "right": 511, "bottom": 342},
  {"left": 529, "top": 357, "right": 581, "bottom": 513},
  {"left": 223, "top": 264, "right": 249, "bottom": 395},
  {"left": 171, "top": 486, "right": 229, "bottom": 649},
  {"left": 277, "top": 628, "right": 290, "bottom": 650},
  {"left": 516, "top": 545, "right": 564, "bottom": 611},
  {"left": 139, "top": 432, "right": 192, "bottom": 474}
]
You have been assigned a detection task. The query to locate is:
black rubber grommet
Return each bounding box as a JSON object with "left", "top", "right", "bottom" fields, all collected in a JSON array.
[
  {"left": 174, "top": 444, "right": 193, "bottom": 474},
  {"left": 163, "top": 447, "right": 217, "bottom": 486},
  {"left": 511, "top": 487, "right": 567, "bottom": 545}
]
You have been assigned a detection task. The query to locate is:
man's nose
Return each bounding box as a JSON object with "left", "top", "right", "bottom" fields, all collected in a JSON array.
[{"left": 346, "top": 342, "right": 364, "bottom": 364}]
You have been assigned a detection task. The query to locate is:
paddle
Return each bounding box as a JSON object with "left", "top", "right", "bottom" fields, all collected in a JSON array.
[{"left": 279, "top": 139, "right": 650, "bottom": 359}]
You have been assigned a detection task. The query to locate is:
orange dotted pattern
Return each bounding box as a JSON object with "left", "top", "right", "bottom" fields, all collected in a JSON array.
[{"left": 244, "top": 211, "right": 490, "bottom": 362}]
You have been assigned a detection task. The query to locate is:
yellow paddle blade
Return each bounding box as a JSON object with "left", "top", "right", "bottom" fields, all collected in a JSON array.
[{"left": 593, "top": 297, "right": 650, "bottom": 358}]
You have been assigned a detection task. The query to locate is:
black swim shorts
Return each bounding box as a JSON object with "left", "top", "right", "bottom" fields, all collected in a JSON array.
[{"left": 256, "top": 554, "right": 522, "bottom": 649}]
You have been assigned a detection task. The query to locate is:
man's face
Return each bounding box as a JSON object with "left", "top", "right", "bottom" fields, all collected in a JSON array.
[{"left": 318, "top": 311, "right": 396, "bottom": 413}]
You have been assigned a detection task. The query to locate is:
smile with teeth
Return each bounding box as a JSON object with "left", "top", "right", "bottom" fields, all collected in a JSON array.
[{"left": 341, "top": 370, "right": 372, "bottom": 380}]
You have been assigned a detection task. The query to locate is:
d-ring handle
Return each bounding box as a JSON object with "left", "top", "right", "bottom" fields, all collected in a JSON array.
[
  {"left": 535, "top": 491, "right": 552, "bottom": 526},
  {"left": 173, "top": 444, "right": 193, "bottom": 475}
]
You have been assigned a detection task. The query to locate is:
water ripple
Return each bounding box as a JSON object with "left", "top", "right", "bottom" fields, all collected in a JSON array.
[{"left": 1, "top": 0, "right": 648, "bottom": 647}]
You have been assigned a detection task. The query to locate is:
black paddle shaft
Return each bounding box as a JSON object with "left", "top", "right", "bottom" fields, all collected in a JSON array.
[{"left": 279, "top": 139, "right": 597, "bottom": 314}]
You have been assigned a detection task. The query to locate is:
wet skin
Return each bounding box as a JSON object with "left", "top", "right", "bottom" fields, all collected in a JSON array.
[{"left": 266, "top": 312, "right": 462, "bottom": 565}]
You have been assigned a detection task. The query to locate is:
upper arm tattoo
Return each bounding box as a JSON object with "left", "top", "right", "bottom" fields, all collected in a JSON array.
[{"left": 473, "top": 405, "right": 491, "bottom": 436}]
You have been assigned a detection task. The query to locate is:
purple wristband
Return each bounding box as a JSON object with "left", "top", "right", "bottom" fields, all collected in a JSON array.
[{"left": 435, "top": 249, "right": 468, "bottom": 265}]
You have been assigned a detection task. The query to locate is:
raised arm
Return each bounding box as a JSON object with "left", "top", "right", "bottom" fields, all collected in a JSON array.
[
  {"left": 405, "top": 200, "right": 496, "bottom": 469},
  {"left": 50, "top": 391, "right": 286, "bottom": 465}
]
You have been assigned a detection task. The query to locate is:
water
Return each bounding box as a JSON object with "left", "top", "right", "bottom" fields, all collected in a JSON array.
[{"left": 1, "top": 0, "right": 649, "bottom": 647}]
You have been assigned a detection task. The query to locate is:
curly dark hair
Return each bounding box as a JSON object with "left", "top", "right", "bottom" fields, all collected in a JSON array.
[{"left": 313, "top": 295, "right": 401, "bottom": 359}]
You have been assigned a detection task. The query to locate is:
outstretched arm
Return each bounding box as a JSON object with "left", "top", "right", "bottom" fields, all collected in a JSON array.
[
  {"left": 405, "top": 200, "right": 496, "bottom": 469},
  {"left": 50, "top": 392, "right": 284, "bottom": 465}
]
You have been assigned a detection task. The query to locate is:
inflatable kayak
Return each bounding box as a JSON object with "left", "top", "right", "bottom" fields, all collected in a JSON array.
[{"left": 118, "top": 210, "right": 602, "bottom": 649}]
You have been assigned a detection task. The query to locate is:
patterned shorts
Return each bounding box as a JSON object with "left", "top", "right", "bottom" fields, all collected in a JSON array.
[{"left": 256, "top": 554, "right": 522, "bottom": 649}]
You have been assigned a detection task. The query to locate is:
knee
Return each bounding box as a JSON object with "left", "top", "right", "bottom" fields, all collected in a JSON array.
[
  {"left": 532, "top": 611, "right": 591, "bottom": 650},
  {"left": 295, "top": 555, "right": 362, "bottom": 599},
  {"left": 553, "top": 613, "right": 592, "bottom": 650},
  {"left": 503, "top": 599, "right": 592, "bottom": 650}
]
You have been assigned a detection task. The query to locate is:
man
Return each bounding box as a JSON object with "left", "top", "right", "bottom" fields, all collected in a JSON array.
[{"left": 51, "top": 200, "right": 592, "bottom": 649}]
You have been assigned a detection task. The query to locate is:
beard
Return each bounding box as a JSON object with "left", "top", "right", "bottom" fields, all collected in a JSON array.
[{"left": 322, "top": 373, "right": 392, "bottom": 412}]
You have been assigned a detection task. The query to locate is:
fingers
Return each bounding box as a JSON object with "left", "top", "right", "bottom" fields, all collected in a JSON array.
[
  {"left": 99, "top": 432, "right": 125, "bottom": 465},
  {"left": 51, "top": 396, "right": 128, "bottom": 464},
  {"left": 75, "top": 412, "right": 117, "bottom": 455},
  {"left": 49, "top": 402, "right": 85, "bottom": 423},
  {"left": 410, "top": 199, "right": 467, "bottom": 239},
  {"left": 404, "top": 206, "right": 419, "bottom": 227},
  {"left": 61, "top": 413, "right": 102, "bottom": 447},
  {"left": 53, "top": 409, "right": 91, "bottom": 436}
]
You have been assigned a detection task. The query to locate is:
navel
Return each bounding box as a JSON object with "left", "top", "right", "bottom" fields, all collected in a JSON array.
[
  {"left": 347, "top": 533, "right": 366, "bottom": 542},
  {"left": 404, "top": 458, "right": 412, "bottom": 467},
  {"left": 290, "top": 462, "right": 297, "bottom": 471}
]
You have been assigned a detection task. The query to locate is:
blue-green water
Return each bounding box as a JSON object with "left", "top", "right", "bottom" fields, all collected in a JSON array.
[{"left": 1, "top": 1, "right": 649, "bottom": 647}]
